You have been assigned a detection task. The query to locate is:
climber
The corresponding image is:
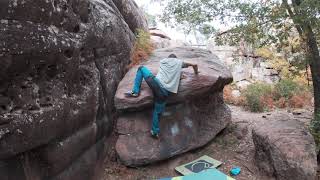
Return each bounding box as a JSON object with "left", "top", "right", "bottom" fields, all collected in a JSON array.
[{"left": 125, "top": 54, "right": 199, "bottom": 139}]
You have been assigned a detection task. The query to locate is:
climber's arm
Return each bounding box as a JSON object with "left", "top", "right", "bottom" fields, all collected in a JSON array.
[{"left": 182, "top": 62, "right": 199, "bottom": 74}]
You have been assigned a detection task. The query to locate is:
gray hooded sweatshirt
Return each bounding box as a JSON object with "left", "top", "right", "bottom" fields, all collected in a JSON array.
[{"left": 156, "top": 58, "right": 183, "bottom": 93}]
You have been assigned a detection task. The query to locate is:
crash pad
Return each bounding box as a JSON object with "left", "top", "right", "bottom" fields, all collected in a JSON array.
[
  {"left": 175, "top": 155, "right": 222, "bottom": 175},
  {"left": 159, "top": 168, "right": 235, "bottom": 180}
]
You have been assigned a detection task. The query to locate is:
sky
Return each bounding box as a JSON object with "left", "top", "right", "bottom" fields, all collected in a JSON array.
[
  {"left": 135, "top": 0, "right": 147, "bottom": 5},
  {"left": 134, "top": 0, "right": 231, "bottom": 45},
  {"left": 134, "top": 0, "right": 204, "bottom": 44},
  {"left": 136, "top": 0, "right": 165, "bottom": 15}
]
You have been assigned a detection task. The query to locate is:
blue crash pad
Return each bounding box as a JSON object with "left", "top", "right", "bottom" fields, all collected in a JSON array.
[{"left": 159, "top": 168, "right": 235, "bottom": 180}]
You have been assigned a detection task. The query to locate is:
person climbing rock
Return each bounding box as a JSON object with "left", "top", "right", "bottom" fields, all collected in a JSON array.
[{"left": 125, "top": 54, "right": 199, "bottom": 138}]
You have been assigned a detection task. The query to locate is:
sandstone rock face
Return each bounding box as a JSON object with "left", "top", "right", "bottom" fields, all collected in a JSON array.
[
  {"left": 0, "top": 0, "right": 144, "bottom": 179},
  {"left": 112, "top": 0, "right": 148, "bottom": 32},
  {"left": 151, "top": 35, "right": 171, "bottom": 49},
  {"left": 150, "top": 28, "right": 188, "bottom": 49},
  {"left": 115, "top": 47, "right": 232, "bottom": 110},
  {"left": 207, "top": 39, "right": 280, "bottom": 89},
  {"left": 150, "top": 29, "right": 171, "bottom": 39},
  {"left": 252, "top": 119, "right": 317, "bottom": 180},
  {"left": 115, "top": 47, "right": 233, "bottom": 166}
]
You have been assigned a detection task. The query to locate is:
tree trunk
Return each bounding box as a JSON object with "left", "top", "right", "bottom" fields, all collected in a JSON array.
[
  {"left": 305, "top": 26, "right": 320, "bottom": 132},
  {"left": 287, "top": 0, "right": 320, "bottom": 133}
]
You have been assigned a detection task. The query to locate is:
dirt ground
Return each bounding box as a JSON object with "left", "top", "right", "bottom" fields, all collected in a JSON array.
[{"left": 102, "top": 105, "right": 318, "bottom": 180}]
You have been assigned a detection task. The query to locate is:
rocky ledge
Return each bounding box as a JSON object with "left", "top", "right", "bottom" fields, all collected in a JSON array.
[
  {"left": 114, "top": 47, "right": 233, "bottom": 166},
  {"left": 115, "top": 47, "right": 232, "bottom": 111}
]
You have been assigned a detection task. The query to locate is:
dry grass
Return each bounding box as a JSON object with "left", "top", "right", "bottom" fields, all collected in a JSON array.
[
  {"left": 276, "top": 97, "right": 287, "bottom": 108},
  {"left": 223, "top": 85, "right": 245, "bottom": 106},
  {"left": 129, "top": 29, "right": 154, "bottom": 68},
  {"left": 260, "top": 95, "right": 275, "bottom": 111},
  {"left": 288, "top": 92, "right": 313, "bottom": 108},
  {"left": 224, "top": 81, "right": 313, "bottom": 112}
]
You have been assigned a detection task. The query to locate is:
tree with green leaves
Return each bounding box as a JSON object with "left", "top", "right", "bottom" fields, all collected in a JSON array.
[
  {"left": 144, "top": 11, "right": 157, "bottom": 27},
  {"left": 161, "top": 0, "right": 320, "bottom": 147}
]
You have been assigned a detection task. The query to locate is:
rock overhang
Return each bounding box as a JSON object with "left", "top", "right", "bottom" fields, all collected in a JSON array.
[
  {"left": 114, "top": 47, "right": 233, "bottom": 111},
  {"left": 114, "top": 47, "right": 233, "bottom": 166}
]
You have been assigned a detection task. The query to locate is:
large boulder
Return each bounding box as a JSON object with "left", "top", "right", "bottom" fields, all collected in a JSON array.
[
  {"left": 112, "top": 0, "right": 148, "bottom": 33},
  {"left": 115, "top": 47, "right": 233, "bottom": 166},
  {"left": 252, "top": 119, "right": 317, "bottom": 180},
  {"left": 115, "top": 47, "right": 231, "bottom": 111},
  {"left": 0, "top": 0, "right": 138, "bottom": 179},
  {"left": 150, "top": 28, "right": 188, "bottom": 49}
]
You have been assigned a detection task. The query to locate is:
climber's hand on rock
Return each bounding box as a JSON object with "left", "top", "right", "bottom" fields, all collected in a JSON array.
[
  {"left": 183, "top": 62, "right": 199, "bottom": 74},
  {"left": 180, "top": 73, "right": 187, "bottom": 80},
  {"left": 192, "top": 64, "right": 199, "bottom": 75}
]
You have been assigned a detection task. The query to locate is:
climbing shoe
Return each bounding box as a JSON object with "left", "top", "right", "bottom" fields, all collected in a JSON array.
[
  {"left": 124, "top": 91, "right": 139, "bottom": 97},
  {"left": 150, "top": 130, "right": 159, "bottom": 139}
]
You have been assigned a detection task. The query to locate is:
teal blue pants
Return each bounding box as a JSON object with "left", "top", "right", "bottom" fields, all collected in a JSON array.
[{"left": 132, "top": 66, "right": 169, "bottom": 134}]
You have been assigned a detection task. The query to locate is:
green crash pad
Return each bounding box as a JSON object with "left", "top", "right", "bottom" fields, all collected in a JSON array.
[
  {"left": 159, "top": 168, "right": 235, "bottom": 180},
  {"left": 175, "top": 155, "right": 222, "bottom": 175}
]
